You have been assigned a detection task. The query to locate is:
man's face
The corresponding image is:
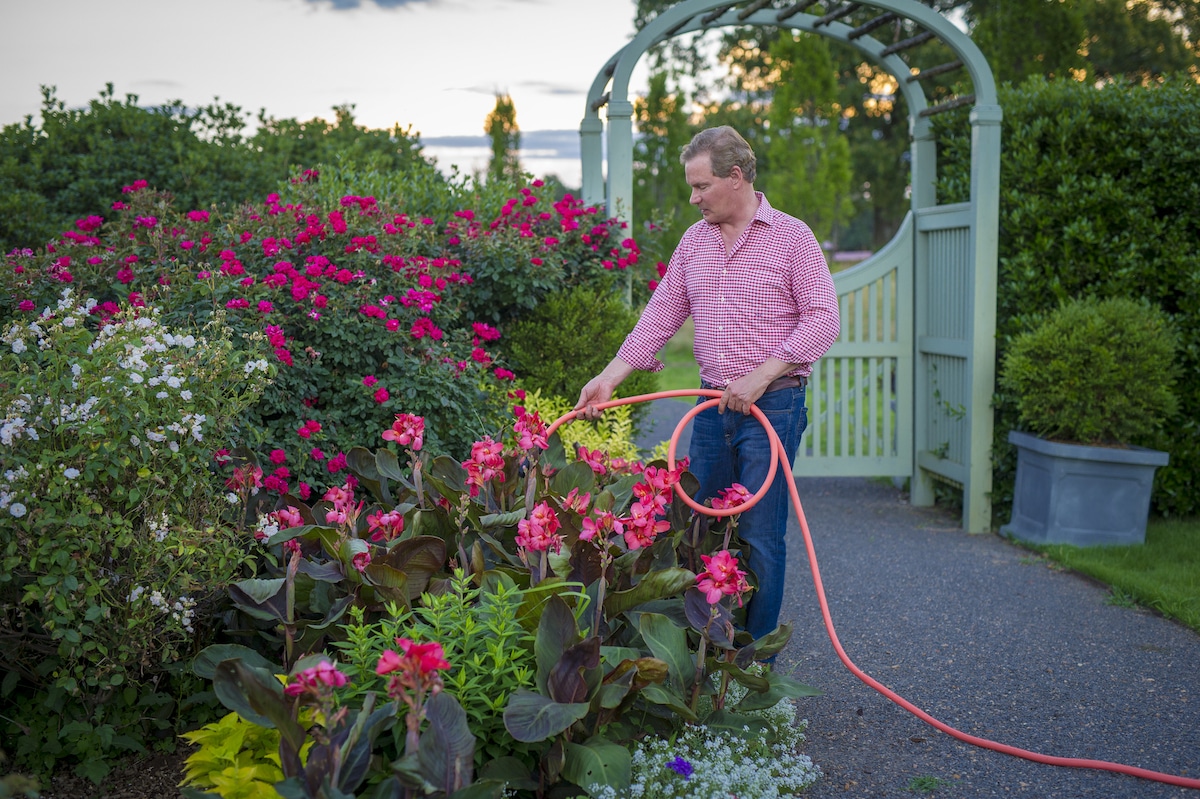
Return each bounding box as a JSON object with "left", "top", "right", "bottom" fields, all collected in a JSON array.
[{"left": 685, "top": 153, "right": 739, "bottom": 226}]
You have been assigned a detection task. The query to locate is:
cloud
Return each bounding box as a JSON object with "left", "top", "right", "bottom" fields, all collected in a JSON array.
[
  {"left": 422, "top": 128, "right": 580, "bottom": 159},
  {"left": 519, "top": 80, "right": 584, "bottom": 98}
]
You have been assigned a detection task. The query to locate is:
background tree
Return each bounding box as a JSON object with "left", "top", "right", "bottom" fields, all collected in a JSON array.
[{"left": 484, "top": 92, "right": 522, "bottom": 184}]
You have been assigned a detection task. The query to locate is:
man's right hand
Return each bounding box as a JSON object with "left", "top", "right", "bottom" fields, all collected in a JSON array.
[{"left": 573, "top": 358, "right": 635, "bottom": 421}]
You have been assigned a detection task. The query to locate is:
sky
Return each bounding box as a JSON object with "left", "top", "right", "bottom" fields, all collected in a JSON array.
[{"left": 0, "top": 0, "right": 650, "bottom": 188}]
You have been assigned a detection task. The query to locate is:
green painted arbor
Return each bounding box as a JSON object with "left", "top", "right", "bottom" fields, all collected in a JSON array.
[{"left": 581, "top": 0, "right": 1001, "bottom": 532}]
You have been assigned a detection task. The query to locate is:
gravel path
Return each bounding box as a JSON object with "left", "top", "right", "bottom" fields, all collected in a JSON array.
[{"left": 636, "top": 399, "right": 1200, "bottom": 799}]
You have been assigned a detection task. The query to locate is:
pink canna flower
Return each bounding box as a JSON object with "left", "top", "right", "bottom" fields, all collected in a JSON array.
[
  {"left": 352, "top": 550, "right": 371, "bottom": 573},
  {"left": 382, "top": 413, "right": 424, "bottom": 451},
  {"left": 284, "top": 660, "right": 348, "bottom": 697},
  {"left": 711, "top": 483, "right": 753, "bottom": 511},
  {"left": 367, "top": 509, "right": 405, "bottom": 542},
  {"left": 513, "top": 409, "right": 548, "bottom": 452},
  {"left": 516, "top": 502, "right": 563, "bottom": 553},
  {"left": 696, "top": 550, "right": 752, "bottom": 606},
  {"left": 576, "top": 445, "right": 607, "bottom": 476}
]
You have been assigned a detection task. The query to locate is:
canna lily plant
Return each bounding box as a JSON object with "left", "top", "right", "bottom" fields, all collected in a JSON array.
[{"left": 196, "top": 408, "right": 818, "bottom": 798}]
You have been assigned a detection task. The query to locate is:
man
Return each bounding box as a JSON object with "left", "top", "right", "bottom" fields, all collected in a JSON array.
[{"left": 574, "top": 125, "right": 840, "bottom": 641}]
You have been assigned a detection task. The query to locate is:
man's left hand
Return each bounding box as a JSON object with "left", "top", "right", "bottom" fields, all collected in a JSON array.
[{"left": 719, "top": 373, "right": 769, "bottom": 415}]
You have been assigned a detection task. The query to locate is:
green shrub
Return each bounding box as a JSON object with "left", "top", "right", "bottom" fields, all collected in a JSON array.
[
  {"left": 0, "top": 296, "right": 265, "bottom": 778},
  {"left": 519, "top": 388, "right": 643, "bottom": 466},
  {"left": 934, "top": 76, "right": 1200, "bottom": 518},
  {"left": 0, "top": 85, "right": 439, "bottom": 255},
  {"left": 999, "top": 296, "right": 1180, "bottom": 445},
  {"left": 501, "top": 284, "right": 660, "bottom": 430}
]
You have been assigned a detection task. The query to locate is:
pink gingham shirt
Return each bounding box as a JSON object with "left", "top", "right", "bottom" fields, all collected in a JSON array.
[{"left": 617, "top": 193, "right": 840, "bottom": 386}]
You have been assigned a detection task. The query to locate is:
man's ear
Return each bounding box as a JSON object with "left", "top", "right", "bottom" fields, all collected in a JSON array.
[{"left": 729, "top": 165, "right": 744, "bottom": 187}]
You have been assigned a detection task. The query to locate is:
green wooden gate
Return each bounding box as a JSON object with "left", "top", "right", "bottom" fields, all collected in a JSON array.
[{"left": 581, "top": 0, "right": 1001, "bottom": 532}]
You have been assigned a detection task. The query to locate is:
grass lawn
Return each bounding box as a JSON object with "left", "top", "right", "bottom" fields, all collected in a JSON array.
[
  {"left": 1022, "top": 517, "right": 1200, "bottom": 634},
  {"left": 654, "top": 317, "right": 699, "bottom": 392}
]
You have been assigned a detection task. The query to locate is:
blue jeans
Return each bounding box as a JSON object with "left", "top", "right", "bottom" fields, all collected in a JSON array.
[{"left": 688, "top": 385, "right": 807, "bottom": 641}]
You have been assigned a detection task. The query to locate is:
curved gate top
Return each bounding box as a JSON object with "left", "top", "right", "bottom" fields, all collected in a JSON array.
[{"left": 581, "top": 0, "right": 1001, "bottom": 533}]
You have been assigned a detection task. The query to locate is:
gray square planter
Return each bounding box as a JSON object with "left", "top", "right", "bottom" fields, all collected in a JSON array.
[{"left": 1001, "top": 430, "right": 1169, "bottom": 547}]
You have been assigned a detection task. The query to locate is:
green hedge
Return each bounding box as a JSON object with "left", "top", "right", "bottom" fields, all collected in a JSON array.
[
  {"left": 935, "top": 76, "right": 1200, "bottom": 522},
  {"left": 0, "top": 85, "right": 438, "bottom": 254}
]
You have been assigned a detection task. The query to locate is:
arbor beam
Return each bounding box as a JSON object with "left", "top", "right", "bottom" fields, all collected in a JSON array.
[
  {"left": 848, "top": 11, "right": 898, "bottom": 39},
  {"left": 814, "top": 2, "right": 861, "bottom": 28},
  {"left": 737, "top": 0, "right": 776, "bottom": 21},
  {"left": 880, "top": 30, "right": 937, "bottom": 56},
  {"left": 907, "top": 60, "right": 964, "bottom": 82},
  {"left": 776, "top": 0, "right": 822, "bottom": 23},
  {"left": 918, "top": 93, "right": 976, "bottom": 116}
]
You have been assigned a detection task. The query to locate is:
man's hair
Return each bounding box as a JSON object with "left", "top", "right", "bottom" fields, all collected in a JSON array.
[{"left": 680, "top": 126, "right": 757, "bottom": 184}]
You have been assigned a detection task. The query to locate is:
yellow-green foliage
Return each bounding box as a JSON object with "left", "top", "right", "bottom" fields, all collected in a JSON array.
[
  {"left": 180, "top": 711, "right": 312, "bottom": 798},
  {"left": 520, "top": 389, "right": 642, "bottom": 464}
]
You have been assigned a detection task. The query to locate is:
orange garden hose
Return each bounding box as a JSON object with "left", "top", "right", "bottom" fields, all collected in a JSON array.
[{"left": 549, "top": 389, "right": 1200, "bottom": 791}]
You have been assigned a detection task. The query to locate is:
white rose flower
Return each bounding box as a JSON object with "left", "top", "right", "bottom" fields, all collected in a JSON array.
[
  {"left": 9, "top": 503, "right": 26, "bottom": 518},
  {"left": 63, "top": 467, "right": 80, "bottom": 480},
  {"left": 180, "top": 390, "right": 193, "bottom": 401}
]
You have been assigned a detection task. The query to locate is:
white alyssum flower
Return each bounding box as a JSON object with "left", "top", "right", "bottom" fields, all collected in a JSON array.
[{"left": 589, "top": 671, "right": 820, "bottom": 799}]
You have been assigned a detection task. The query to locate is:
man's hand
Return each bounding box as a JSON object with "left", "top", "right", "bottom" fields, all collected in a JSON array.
[
  {"left": 720, "top": 373, "right": 770, "bottom": 415},
  {"left": 719, "top": 358, "right": 799, "bottom": 415},
  {"left": 574, "top": 358, "right": 635, "bottom": 421}
]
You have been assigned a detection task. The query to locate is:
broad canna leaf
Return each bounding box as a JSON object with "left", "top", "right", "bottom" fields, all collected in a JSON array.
[
  {"left": 562, "top": 737, "right": 631, "bottom": 796},
  {"left": 479, "top": 509, "right": 526, "bottom": 529},
  {"left": 502, "top": 690, "right": 589, "bottom": 743},
  {"left": 228, "top": 578, "right": 288, "bottom": 622},
  {"left": 639, "top": 682, "right": 697, "bottom": 722},
  {"left": 605, "top": 567, "right": 695, "bottom": 616},
  {"left": 192, "top": 644, "right": 277, "bottom": 680},
  {"left": 684, "top": 588, "right": 735, "bottom": 648},
  {"left": 346, "top": 446, "right": 380, "bottom": 481},
  {"left": 418, "top": 691, "right": 476, "bottom": 795},
  {"left": 374, "top": 447, "right": 406, "bottom": 483},
  {"left": 731, "top": 668, "right": 822, "bottom": 711},
  {"left": 638, "top": 612, "right": 694, "bottom": 691},
  {"left": 534, "top": 595, "right": 580, "bottom": 695},
  {"left": 298, "top": 559, "right": 344, "bottom": 583},
  {"left": 549, "top": 460, "right": 596, "bottom": 497},
  {"left": 338, "top": 697, "right": 399, "bottom": 793},
  {"left": 377, "top": 535, "right": 446, "bottom": 600},
  {"left": 547, "top": 636, "right": 600, "bottom": 704}
]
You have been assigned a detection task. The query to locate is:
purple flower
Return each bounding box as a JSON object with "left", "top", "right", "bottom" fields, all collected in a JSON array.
[{"left": 666, "top": 756, "right": 693, "bottom": 779}]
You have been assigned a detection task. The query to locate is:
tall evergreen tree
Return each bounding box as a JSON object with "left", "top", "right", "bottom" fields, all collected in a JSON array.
[{"left": 484, "top": 93, "right": 522, "bottom": 184}]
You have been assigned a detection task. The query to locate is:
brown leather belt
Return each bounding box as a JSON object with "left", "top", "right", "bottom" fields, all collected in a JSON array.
[{"left": 763, "top": 375, "right": 807, "bottom": 393}]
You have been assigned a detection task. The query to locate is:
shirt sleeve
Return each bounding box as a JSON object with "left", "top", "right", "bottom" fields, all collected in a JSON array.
[
  {"left": 615, "top": 246, "right": 692, "bottom": 373},
  {"left": 771, "top": 229, "right": 841, "bottom": 368}
]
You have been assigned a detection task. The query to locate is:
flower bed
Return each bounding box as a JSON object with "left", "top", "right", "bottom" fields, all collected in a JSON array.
[{"left": 1, "top": 169, "right": 821, "bottom": 797}]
